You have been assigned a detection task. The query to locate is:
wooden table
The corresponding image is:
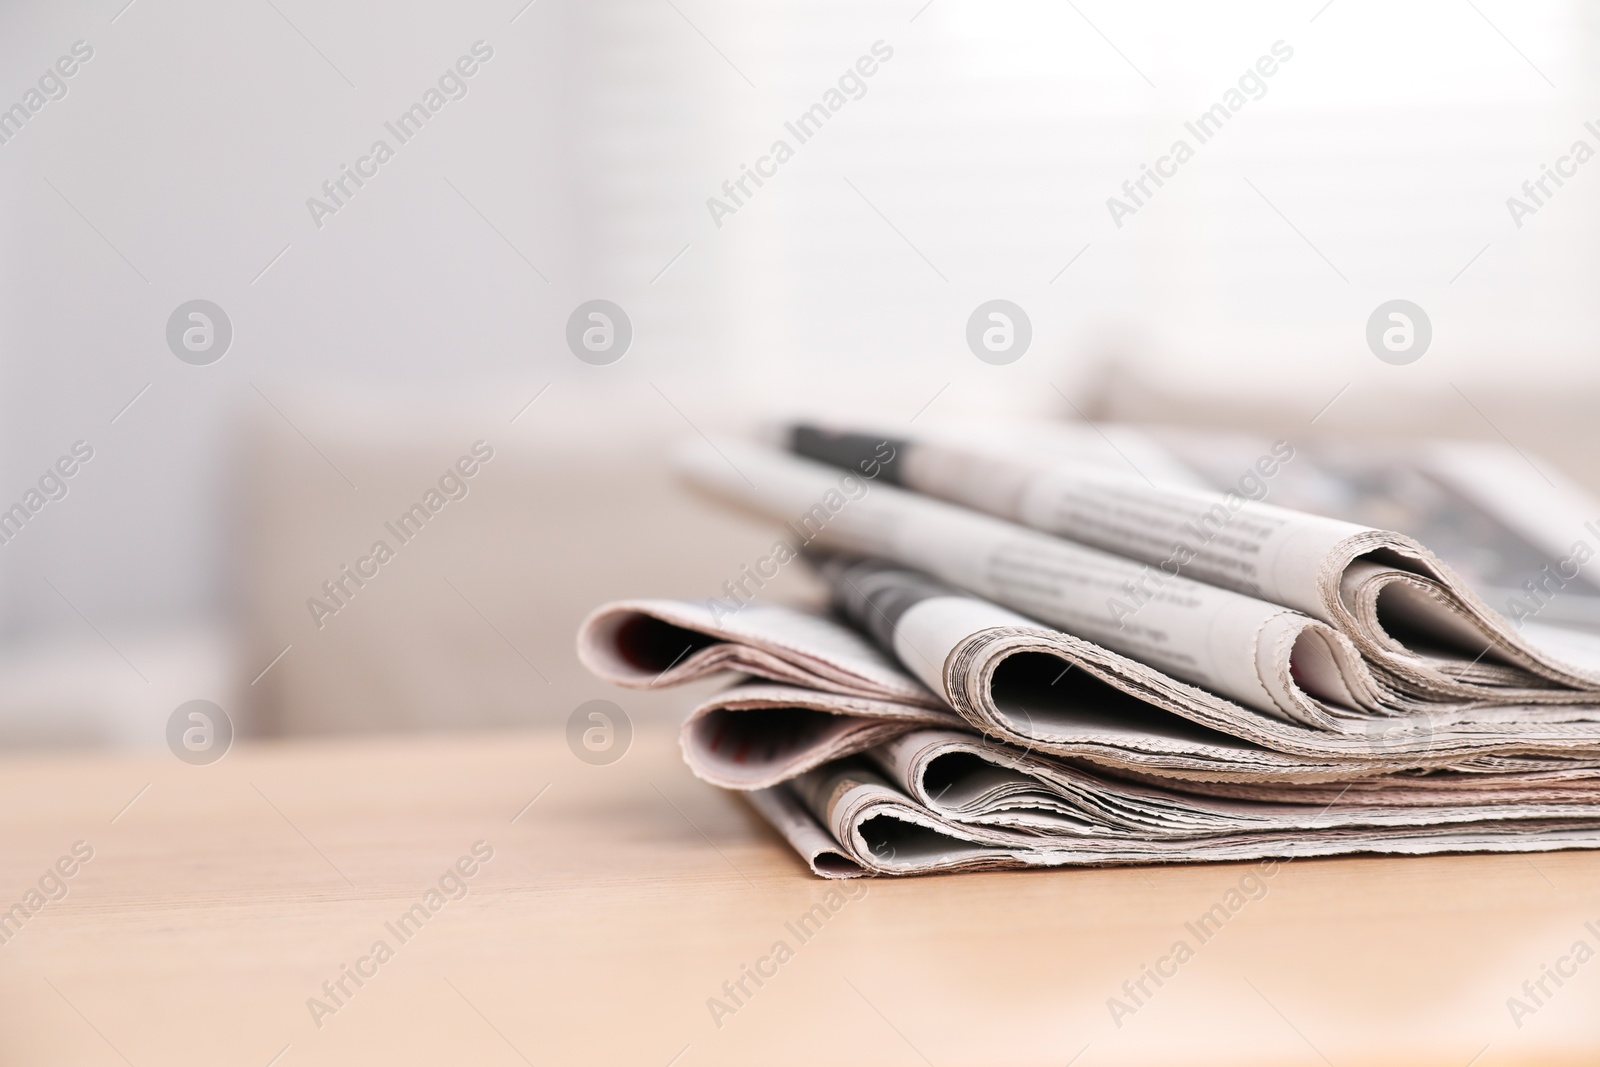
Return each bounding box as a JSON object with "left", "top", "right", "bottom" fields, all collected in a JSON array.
[{"left": 4, "top": 727, "right": 1598, "bottom": 1066}]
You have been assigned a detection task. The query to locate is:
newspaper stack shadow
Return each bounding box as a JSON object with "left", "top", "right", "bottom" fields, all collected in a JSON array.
[{"left": 576, "top": 431, "right": 1600, "bottom": 877}]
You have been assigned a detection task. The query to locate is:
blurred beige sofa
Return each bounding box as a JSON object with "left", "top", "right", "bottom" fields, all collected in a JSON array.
[{"left": 238, "top": 390, "right": 822, "bottom": 737}]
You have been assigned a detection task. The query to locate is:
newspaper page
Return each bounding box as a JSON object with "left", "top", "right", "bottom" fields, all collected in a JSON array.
[
  {"left": 578, "top": 598, "right": 965, "bottom": 787},
  {"left": 673, "top": 438, "right": 1394, "bottom": 729},
  {"left": 680, "top": 682, "right": 960, "bottom": 790},
  {"left": 743, "top": 784, "right": 865, "bottom": 879},
  {"left": 577, "top": 598, "right": 942, "bottom": 706},
  {"left": 577, "top": 594, "right": 1492, "bottom": 785},
  {"left": 869, "top": 728, "right": 1600, "bottom": 838},
  {"left": 1147, "top": 430, "right": 1600, "bottom": 633},
  {"left": 789, "top": 424, "right": 1600, "bottom": 706},
  {"left": 783, "top": 756, "right": 1600, "bottom": 877},
  {"left": 816, "top": 555, "right": 1600, "bottom": 778}
]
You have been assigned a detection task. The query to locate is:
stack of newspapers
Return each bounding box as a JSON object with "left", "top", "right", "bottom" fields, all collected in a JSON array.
[{"left": 577, "top": 423, "right": 1600, "bottom": 877}]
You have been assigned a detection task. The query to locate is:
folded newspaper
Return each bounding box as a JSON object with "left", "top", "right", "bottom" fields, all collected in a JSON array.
[
  {"left": 578, "top": 574, "right": 1600, "bottom": 876},
  {"left": 787, "top": 424, "right": 1600, "bottom": 705},
  {"left": 575, "top": 425, "right": 1600, "bottom": 877}
]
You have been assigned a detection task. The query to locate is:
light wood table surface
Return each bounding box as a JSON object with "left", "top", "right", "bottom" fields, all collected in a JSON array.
[{"left": 3, "top": 727, "right": 1598, "bottom": 1066}]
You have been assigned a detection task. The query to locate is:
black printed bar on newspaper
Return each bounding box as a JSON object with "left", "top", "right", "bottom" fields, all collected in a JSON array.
[
  {"left": 790, "top": 426, "right": 912, "bottom": 486},
  {"left": 809, "top": 553, "right": 956, "bottom": 656}
]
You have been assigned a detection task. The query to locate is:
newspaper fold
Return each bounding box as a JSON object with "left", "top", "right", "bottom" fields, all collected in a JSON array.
[
  {"left": 675, "top": 439, "right": 1392, "bottom": 728},
  {"left": 580, "top": 582, "right": 1600, "bottom": 789},
  {"left": 790, "top": 759, "right": 1600, "bottom": 877},
  {"left": 790, "top": 424, "right": 1600, "bottom": 707},
  {"left": 815, "top": 555, "right": 1600, "bottom": 780},
  {"left": 871, "top": 727, "right": 1600, "bottom": 838},
  {"left": 744, "top": 784, "right": 866, "bottom": 878},
  {"left": 578, "top": 598, "right": 962, "bottom": 787},
  {"left": 680, "top": 682, "right": 960, "bottom": 790},
  {"left": 576, "top": 598, "right": 941, "bottom": 707}
]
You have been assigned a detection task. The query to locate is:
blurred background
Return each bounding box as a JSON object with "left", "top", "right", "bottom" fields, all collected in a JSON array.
[{"left": 3, "top": 0, "right": 1599, "bottom": 747}]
